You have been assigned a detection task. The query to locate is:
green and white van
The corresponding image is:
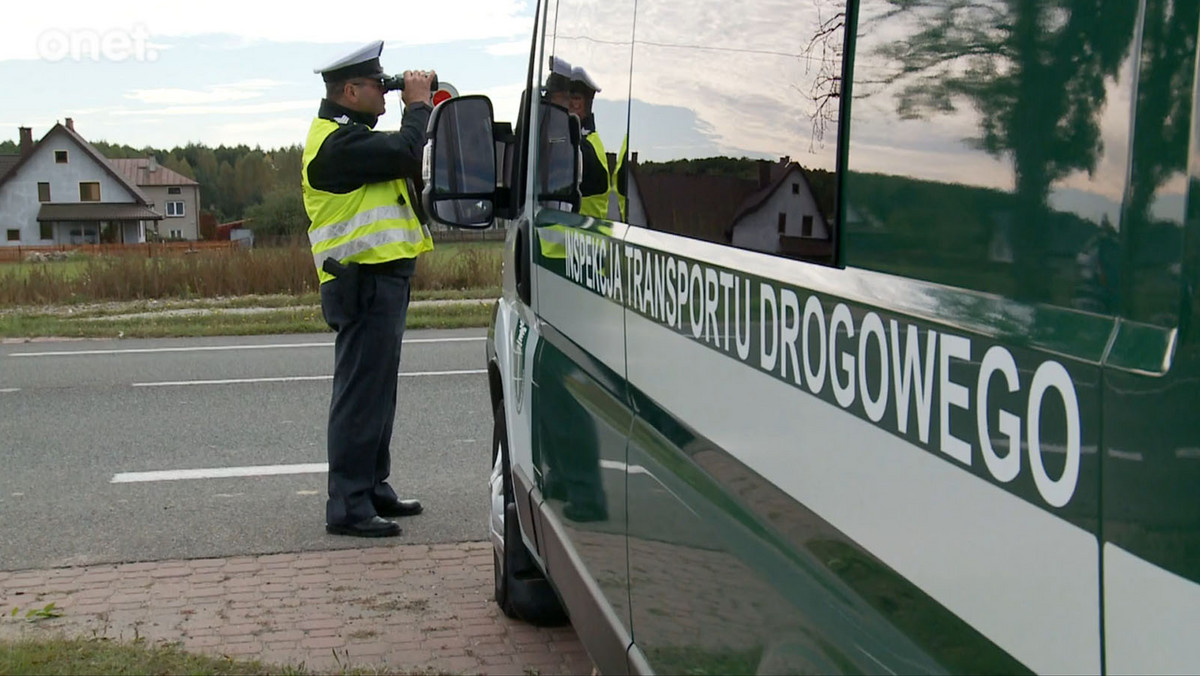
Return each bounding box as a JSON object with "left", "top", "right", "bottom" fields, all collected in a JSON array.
[{"left": 421, "top": 0, "right": 1200, "bottom": 672}]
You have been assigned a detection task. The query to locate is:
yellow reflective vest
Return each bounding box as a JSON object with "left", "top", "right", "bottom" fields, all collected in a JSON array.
[
  {"left": 612, "top": 135, "right": 628, "bottom": 222},
  {"left": 579, "top": 132, "right": 609, "bottom": 219},
  {"left": 302, "top": 118, "right": 433, "bottom": 284}
]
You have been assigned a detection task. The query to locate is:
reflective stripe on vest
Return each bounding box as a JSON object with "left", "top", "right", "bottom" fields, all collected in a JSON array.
[
  {"left": 612, "top": 135, "right": 628, "bottom": 221},
  {"left": 538, "top": 223, "right": 567, "bottom": 259},
  {"left": 580, "top": 132, "right": 609, "bottom": 219},
  {"left": 302, "top": 117, "right": 433, "bottom": 284}
]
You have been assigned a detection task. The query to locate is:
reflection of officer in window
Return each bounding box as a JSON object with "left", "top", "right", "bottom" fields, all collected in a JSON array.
[
  {"left": 537, "top": 360, "right": 609, "bottom": 524},
  {"left": 538, "top": 59, "right": 579, "bottom": 213},
  {"left": 567, "top": 69, "right": 611, "bottom": 219}
]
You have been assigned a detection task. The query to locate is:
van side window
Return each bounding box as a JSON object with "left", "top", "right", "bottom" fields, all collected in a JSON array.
[
  {"left": 844, "top": 0, "right": 1154, "bottom": 313},
  {"left": 542, "top": 0, "right": 635, "bottom": 221},
  {"left": 625, "top": 0, "right": 848, "bottom": 265}
]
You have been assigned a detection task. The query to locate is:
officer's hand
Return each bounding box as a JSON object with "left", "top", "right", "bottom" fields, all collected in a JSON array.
[{"left": 401, "top": 70, "right": 435, "bottom": 107}]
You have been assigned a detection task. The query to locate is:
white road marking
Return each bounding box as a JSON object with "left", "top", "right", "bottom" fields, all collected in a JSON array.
[
  {"left": 111, "top": 463, "right": 329, "bottom": 483},
  {"left": 134, "top": 375, "right": 331, "bottom": 387},
  {"left": 8, "top": 336, "right": 485, "bottom": 358},
  {"left": 132, "top": 369, "right": 486, "bottom": 387},
  {"left": 0, "top": 388, "right": 19, "bottom": 393}
]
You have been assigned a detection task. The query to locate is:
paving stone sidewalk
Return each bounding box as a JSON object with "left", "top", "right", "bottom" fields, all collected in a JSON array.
[{"left": 0, "top": 541, "right": 593, "bottom": 675}]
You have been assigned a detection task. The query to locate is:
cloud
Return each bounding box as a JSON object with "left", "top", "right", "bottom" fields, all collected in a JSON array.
[
  {"left": 211, "top": 118, "right": 312, "bottom": 148},
  {"left": 472, "top": 82, "right": 527, "bottom": 125},
  {"left": 111, "top": 100, "right": 315, "bottom": 117},
  {"left": 0, "top": 1, "right": 535, "bottom": 61},
  {"left": 124, "top": 79, "right": 286, "bottom": 105},
  {"left": 485, "top": 40, "right": 531, "bottom": 57}
]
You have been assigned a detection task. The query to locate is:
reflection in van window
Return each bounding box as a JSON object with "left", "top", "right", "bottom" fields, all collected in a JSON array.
[
  {"left": 842, "top": 0, "right": 1190, "bottom": 318},
  {"left": 544, "top": 0, "right": 635, "bottom": 221},
  {"left": 626, "top": 0, "right": 847, "bottom": 264}
]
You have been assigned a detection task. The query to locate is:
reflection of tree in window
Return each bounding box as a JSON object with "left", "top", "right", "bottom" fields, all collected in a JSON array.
[{"left": 855, "top": 0, "right": 1144, "bottom": 303}]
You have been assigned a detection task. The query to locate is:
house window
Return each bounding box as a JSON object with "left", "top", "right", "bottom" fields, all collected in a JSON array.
[
  {"left": 792, "top": 183, "right": 800, "bottom": 195},
  {"left": 55, "top": 151, "right": 68, "bottom": 164},
  {"left": 166, "top": 201, "right": 185, "bottom": 217},
  {"left": 39, "top": 222, "right": 53, "bottom": 240},
  {"left": 777, "top": 212, "right": 786, "bottom": 234},
  {"left": 167, "top": 187, "right": 182, "bottom": 195},
  {"left": 169, "top": 229, "right": 183, "bottom": 239},
  {"left": 38, "top": 182, "right": 51, "bottom": 202},
  {"left": 6, "top": 229, "right": 19, "bottom": 242},
  {"left": 79, "top": 182, "right": 101, "bottom": 201},
  {"left": 802, "top": 215, "right": 814, "bottom": 237}
]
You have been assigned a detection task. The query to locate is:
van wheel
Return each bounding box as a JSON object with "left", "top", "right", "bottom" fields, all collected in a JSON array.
[{"left": 492, "top": 400, "right": 568, "bottom": 626}]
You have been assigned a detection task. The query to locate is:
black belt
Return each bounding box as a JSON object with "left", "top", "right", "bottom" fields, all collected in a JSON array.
[{"left": 358, "top": 258, "right": 417, "bottom": 277}]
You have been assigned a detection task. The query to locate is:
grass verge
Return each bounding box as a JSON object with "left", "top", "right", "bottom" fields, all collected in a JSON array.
[
  {"left": 0, "top": 294, "right": 497, "bottom": 340},
  {"left": 0, "top": 636, "right": 292, "bottom": 675},
  {"left": 0, "top": 303, "right": 495, "bottom": 339},
  {"left": 0, "top": 635, "right": 443, "bottom": 675}
]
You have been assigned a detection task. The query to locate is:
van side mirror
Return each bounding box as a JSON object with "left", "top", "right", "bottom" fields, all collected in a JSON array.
[
  {"left": 537, "top": 101, "right": 582, "bottom": 211},
  {"left": 421, "top": 95, "right": 497, "bottom": 229}
]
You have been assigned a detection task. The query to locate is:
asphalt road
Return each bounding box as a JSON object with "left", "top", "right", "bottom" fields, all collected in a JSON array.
[{"left": 0, "top": 328, "right": 494, "bottom": 572}]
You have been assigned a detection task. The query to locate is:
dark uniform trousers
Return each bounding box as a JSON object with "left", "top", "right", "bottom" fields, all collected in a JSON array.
[{"left": 320, "top": 261, "right": 415, "bottom": 526}]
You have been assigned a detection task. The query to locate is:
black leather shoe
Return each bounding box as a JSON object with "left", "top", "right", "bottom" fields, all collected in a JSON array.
[
  {"left": 374, "top": 499, "right": 423, "bottom": 518},
  {"left": 326, "top": 516, "right": 401, "bottom": 538}
]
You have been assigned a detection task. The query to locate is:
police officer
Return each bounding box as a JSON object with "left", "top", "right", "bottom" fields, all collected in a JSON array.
[
  {"left": 302, "top": 40, "right": 435, "bottom": 538},
  {"left": 566, "top": 67, "right": 612, "bottom": 219}
]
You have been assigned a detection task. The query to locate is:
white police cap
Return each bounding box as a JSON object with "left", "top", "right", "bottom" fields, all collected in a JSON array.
[
  {"left": 570, "top": 65, "right": 600, "bottom": 94},
  {"left": 314, "top": 40, "right": 386, "bottom": 83},
  {"left": 546, "top": 55, "right": 573, "bottom": 93}
]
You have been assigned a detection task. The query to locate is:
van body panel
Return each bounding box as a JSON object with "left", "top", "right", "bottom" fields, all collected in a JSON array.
[
  {"left": 473, "top": 0, "right": 1200, "bottom": 672},
  {"left": 1101, "top": 0, "right": 1200, "bottom": 669}
]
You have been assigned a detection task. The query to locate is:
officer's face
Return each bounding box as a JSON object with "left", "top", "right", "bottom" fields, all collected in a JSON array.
[
  {"left": 568, "top": 93, "right": 587, "bottom": 119},
  {"left": 346, "top": 79, "right": 387, "bottom": 116}
]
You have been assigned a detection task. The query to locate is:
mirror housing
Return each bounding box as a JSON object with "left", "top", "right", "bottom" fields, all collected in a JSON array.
[
  {"left": 421, "top": 96, "right": 498, "bottom": 229},
  {"left": 535, "top": 101, "right": 582, "bottom": 212},
  {"left": 421, "top": 95, "right": 584, "bottom": 228}
]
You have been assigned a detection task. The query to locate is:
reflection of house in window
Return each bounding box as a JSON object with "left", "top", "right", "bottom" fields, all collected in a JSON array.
[
  {"left": 625, "top": 156, "right": 835, "bottom": 263},
  {"left": 729, "top": 161, "right": 832, "bottom": 260}
]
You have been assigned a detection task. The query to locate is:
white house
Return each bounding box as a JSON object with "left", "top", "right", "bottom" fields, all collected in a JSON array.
[
  {"left": 0, "top": 119, "right": 162, "bottom": 246},
  {"left": 110, "top": 158, "right": 201, "bottom": 241},
  {"left": 729, "top": 162, "right": 831, "bottom": 255}
]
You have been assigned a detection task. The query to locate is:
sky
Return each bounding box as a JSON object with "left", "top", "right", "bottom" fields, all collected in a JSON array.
[
  {"left": 0, "top": 1, "right": 537, "bottom": 150},
  {"left": 0, "top": 0, "right": 1180, "bottom": 224}
]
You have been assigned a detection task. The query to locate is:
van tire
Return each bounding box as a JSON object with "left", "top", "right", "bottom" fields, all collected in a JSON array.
[{"left": 492, "top": 400, "right": 568, "bottom": 627}]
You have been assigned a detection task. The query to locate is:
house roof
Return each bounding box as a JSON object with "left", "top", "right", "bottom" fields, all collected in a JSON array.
[
  {"left": 37, "top": 202, "right": 163, "bottom": 222},
  {"left": 0, "top": 123, "right": 154, "bottom": 205},
  {"left": 730, "top": 161, "right": 822, "bottom": 226},
  {"left": 109, "top": 158, "right": 199, "bottom": 187},
  {"left": 630, "top": 170, "right": 760, "bottom": 243}
]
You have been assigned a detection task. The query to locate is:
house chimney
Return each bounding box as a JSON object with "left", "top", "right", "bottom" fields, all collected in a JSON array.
[
  {"left": 65, "top": 118, "right": 74, "bottom": 132},
  {"left": 18, "top": 127, "right": 33, "bottom": 157},
  {"left": 758, "top": 160, "right": 771, "bottom": 189},
  {"left": 148, "top": 156, "right": 158, "bottom": 172}
]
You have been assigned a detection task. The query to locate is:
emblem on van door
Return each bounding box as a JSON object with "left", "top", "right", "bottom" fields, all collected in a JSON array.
[{"left": 513, "top": 318, "right": 529, "bottom": 413}]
